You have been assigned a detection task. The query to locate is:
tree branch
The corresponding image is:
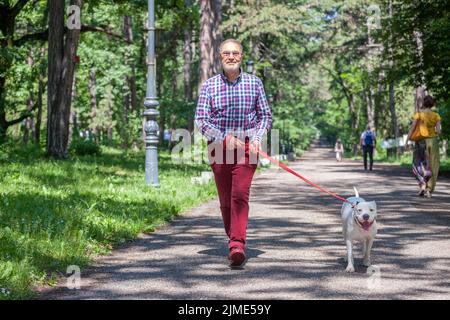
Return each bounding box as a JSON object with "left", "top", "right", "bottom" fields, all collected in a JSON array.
[
  {"left": 13, "top": 29, "right": 48, "bottom": 46},
  {"left": 12, "top": 24, "right": 126, "bottom": 47},
  {"left": 80, "top": 24, "right": 125, "bottom": 41},
  {"left": 6, "top": 102, "right": 39, "bottom": 126},
  {"left": 11, "top": 0, "right": 31, "bottom": 18}
]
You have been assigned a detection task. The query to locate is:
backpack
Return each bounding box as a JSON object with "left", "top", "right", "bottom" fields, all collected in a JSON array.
[{"left": 364, "top": 131, "right": 374, "bottom": 146}]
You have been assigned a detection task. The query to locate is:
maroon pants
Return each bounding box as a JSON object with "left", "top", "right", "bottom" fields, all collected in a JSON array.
[{"left": 209, "top": 139, "right": 257, "bottom": 251}]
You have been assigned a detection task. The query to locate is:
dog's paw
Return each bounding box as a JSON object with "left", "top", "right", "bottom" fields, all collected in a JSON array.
[{"left": 345, "top": 265, "right": 355, "bottom": 273}]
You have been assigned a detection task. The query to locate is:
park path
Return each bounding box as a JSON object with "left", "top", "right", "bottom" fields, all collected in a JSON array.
[{"left": 39, "top": 143, "right": 450, "bottom": 299}]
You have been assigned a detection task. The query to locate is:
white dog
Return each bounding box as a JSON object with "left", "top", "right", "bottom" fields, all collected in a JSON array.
[{"left": 341, "top": 187, "right": 377, "bottom": 273}]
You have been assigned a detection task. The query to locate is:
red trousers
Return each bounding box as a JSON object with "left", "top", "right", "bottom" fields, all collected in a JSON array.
[{"left": 209, "top": 139, "right": 257, "bottom": 250}]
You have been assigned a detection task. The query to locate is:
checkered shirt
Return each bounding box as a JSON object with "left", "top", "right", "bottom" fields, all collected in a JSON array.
[{"left": 195, "top": 72, "right": 272, "bottom": 142}]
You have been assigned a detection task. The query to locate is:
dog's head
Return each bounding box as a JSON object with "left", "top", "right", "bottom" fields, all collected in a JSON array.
[{"left": 352, "top": 201, "right": 377, "bottom": 231}]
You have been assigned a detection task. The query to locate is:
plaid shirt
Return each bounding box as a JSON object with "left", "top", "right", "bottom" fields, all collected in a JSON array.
[{"left": 195, "top": 71, "right": 272, "bottom": 142}]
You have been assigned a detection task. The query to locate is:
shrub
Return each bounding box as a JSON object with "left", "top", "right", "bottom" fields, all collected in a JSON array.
[{"left": 70, "top": 139, "right": 101, "bottom": 156}]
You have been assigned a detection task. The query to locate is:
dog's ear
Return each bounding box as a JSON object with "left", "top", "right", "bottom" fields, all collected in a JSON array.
[{"left": 368, "top": 201, "right": 377, "bottom": 211}]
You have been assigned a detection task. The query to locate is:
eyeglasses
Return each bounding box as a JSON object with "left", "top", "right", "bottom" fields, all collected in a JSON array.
[{"left": 221, "top": 51, "right": 242, "bottom": 57}]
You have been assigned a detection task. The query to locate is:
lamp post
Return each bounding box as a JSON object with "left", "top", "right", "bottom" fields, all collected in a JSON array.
[
  {"left": 143, "top": 0, "right": 159, "bottom": 187},
  {"left": 246, "top": 60, "right": 254, "bottom": 74}
]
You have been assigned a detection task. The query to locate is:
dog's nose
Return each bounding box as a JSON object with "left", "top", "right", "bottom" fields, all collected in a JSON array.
[{"left": 363, "top": 214, "right": 370, "bottom": 221}]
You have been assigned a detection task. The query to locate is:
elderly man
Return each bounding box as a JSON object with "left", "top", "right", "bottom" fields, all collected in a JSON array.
[{"left": 195, "top": 39, "right": 272, "bottom": 267}]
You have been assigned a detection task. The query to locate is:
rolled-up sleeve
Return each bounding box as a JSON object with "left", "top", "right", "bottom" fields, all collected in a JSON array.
[
  {"left": 253, "top": 79, "right": 272, "bottom": 142},
  {"left": 195, "top": 82, "right": 226, "bottom": 141}
]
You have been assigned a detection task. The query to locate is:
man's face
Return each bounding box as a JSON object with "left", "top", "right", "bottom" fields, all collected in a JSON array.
[{"left": 220, "top": 42, "right": 242, "bottom": 74}]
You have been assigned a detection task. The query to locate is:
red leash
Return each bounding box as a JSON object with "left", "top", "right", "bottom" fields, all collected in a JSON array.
[{"left": 258, "top": 149, "right": 353, "bottom": 205}]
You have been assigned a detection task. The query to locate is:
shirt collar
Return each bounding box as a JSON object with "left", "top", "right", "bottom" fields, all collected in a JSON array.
[{"left": 220, "top": 69, "right": 243, "bottom": 85}]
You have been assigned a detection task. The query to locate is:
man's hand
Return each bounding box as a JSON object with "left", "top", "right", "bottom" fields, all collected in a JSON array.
[
  {"left": 249, "top": 140, "right": 261, "bottom": 154},
  {"left": 225, "top": 135, "right": 245, "bottom": 150}
]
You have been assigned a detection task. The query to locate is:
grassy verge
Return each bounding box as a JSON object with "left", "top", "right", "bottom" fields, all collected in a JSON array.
[{"left": 0, "top": 144, "right": 216, "bottom": 299}]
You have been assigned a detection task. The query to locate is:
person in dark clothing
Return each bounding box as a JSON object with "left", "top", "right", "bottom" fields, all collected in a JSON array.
[{"left": 360, "top": 125, "right": 376, "bottom": 171}]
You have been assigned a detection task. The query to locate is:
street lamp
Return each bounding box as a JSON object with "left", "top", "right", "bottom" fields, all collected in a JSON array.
[
  {"left": 143, "top": 0, "right": 159, "bottom": 187},
  {"left": 246, "top": 60, "right": 254, "bottom": 74}
]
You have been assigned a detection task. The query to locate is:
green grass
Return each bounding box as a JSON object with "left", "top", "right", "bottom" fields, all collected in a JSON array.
[{"left": 0, "top": 144, "right": 216, "bottom": 299}]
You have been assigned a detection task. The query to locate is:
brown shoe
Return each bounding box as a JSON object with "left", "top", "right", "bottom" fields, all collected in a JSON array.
[{"left": 228, "top": 247, "right": 246, "bottom": 267}]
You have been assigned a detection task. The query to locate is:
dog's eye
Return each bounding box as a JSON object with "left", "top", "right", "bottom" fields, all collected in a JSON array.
[
  {"left": 358, "top": 209, "right": 362, "bottom": 212},
  {"left": 370, "top": 209, "right": 373, "bottom": 212}
]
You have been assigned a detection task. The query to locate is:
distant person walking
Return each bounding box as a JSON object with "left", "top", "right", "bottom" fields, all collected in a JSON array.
[
  {"left": 334, "top": 138, "right": 344, "bottom": 162},
  {"left": 360, "top": 125, "right": 376, "bottom": 171},
  {"left": 407, "top": 95, "right": 441, "bottom": 198}
]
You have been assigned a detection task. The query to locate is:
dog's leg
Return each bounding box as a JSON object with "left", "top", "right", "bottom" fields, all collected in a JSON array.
[
  {"left": 362, "top": 239, "right": 367, "bottom": 260},
  {"left": 363, "top": 238, "right": 374, "bottom": 267},
  {"left": 345, "top": 239, "right": 355, "bottom": 272}
]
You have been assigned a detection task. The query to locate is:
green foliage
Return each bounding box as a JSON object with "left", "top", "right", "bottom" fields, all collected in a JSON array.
[
  {"left": 70, "top": 139, "right": 102, "bottom": 156},
  {"left": 382, "top": 0, "right": 450, "bottom": 139}
]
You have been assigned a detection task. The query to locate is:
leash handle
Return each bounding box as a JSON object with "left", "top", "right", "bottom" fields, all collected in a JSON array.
[{"left": 257, "top": 149, "right": 352, "bottom": 205}]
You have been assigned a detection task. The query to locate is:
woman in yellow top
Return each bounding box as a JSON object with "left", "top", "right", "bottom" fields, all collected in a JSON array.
[{"left": 407, "top": 95, "right": 442, "bottom": 198}]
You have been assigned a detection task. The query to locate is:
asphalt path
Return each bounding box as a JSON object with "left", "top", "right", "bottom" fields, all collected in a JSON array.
[{"left": 39, "top": 145, "right": 450, "bottom": 299}]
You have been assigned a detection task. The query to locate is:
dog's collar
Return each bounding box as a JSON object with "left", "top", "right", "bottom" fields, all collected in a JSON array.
[{"left": 351, "top": 202, "right": 359, "bottom": 217}]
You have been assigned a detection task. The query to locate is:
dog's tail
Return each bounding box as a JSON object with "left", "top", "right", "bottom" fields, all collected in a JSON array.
[{"left": 353, "top": 187, "right": 359, "bottom": 198}]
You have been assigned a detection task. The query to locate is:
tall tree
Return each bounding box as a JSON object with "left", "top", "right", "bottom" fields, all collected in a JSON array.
[
  {"left": 46, "top": 0, "right": 83, "bottom": 158},
  {"left": 387, "top": 0, "right": 400, "bottom": 156},
  {"left": 88, "top": 66, "right": 99, "bottom": 137},
  {"left": 199, "top": 0, "right": 221, "bottom": 90}
]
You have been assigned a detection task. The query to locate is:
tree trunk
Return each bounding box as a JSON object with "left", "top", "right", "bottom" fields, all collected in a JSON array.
[
  {"left": 414, "top": 86, "right": 426, "bottom": 112},
  {"left": 69, "top": 68, "right": 77, "bottom": 144},
  {"left": 212, "top": 0, "right": 222, "bottom": 75},
  {"left": 348, "top": 94, "right": 360, "bottom": 156},
  {"left": 23, "top": 98, "right": 34, "bottom": 144},
  {"left": 129, "top": 66, "right": 138, "bottom": 112},
  {"left": 88, "top": 66, "right": 99, "bottom": 138},
  {"left": 184, "top": 29, "right": 195, "bottom": 133},
  {"left": 0, "top": 3, "right": 15, "bottom": 143},
  {"left": 374, "top": 68, "right": 385, "bottom": 130},
  {"left": 169, "top": 49, "right": 178, "bottom": 151},
  {"left": 366, "top": 81, "right": 375, "bottom": 131},
  {"left": 389, "top": 81, "right": 400, "bottom": 156},
  {"left": 105, "top": 85, "right": 114, "bottom": 141},
  {"left": 121, "top": 90, "right": 130, "bottom": 148},
  {"left": 184, "top": 30, "right": 193, "bottom": 103},
  {"left": 0, "top": 76, "right": 7, "bottom": 142},
  {"left": 199, "top": 0, "right": 215, "bottom": 91},
  {"left": 183, "top": 0, "right": 195, "bottom": 133},
  {"left": 120, "top": 15, "right": 135, "bottom": 149},
  {"left": 413, "top": 30, "right": 427, "bottom": 112},
  {"left": 46, "top": 0, "right": 83, "bottom": 159},
  {"left": 34, "top": 76, "right": 44, "bottom": 144},
  {"left": 23, "top": 50, "right": 34, "bottom": 144},
  {"left": 388, "top": 0, "right": 400, "bottom": 157},
  {"left": 70, "top": 110, "right": 78, "bottom": 142},
  {"left": 123, "top": 15, "right": 137, "bottom": 113}
]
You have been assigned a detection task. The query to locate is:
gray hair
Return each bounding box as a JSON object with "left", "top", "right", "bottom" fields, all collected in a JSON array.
[{"left": 219, "top": 39, "right": 243, "bottom": 53}]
